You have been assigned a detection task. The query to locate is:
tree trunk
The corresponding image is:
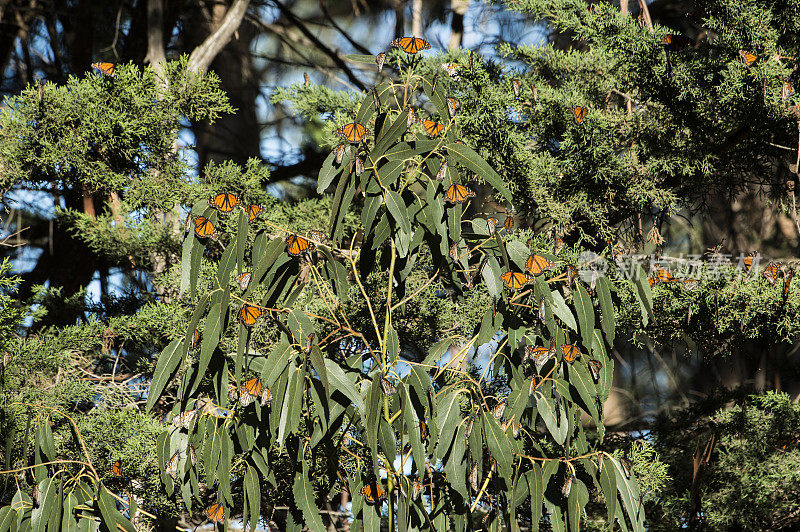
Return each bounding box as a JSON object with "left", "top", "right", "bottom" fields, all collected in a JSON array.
[{"left": 448, "top": 0, "right": 468, "bottom": 50}]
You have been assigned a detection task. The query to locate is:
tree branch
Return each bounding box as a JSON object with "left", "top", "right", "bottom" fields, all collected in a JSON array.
[
  {"left": 187, "top": 0, "right": 251, "bottom": 74},
  {"left": 145, "top": 0, "right": 167, "bottom": 78},
  {"left": 269, "top": 0, "right": 367, "bottom": 91}
]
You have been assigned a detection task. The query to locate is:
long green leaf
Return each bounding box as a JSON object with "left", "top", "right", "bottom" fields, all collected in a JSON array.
[
  {"left": 293, "top": 461, "right": 326, "bottom": 531},
  {"left": 146, "top": 338, "right": 184, "bottom": 411},
  {"left": 385, "top": 191, "right": 411, "bottom": 235},
  {"left": 596, "top": 276, "right": 616, "bottom": 345},
  {"left": 445, "top": 142, "right": 512, "bottom": 202},
  {"left": 97, "top": 484, "right": 135, "bottom": 532},
  {"left": 573, "top": 283, "right": 595, "bottom": 348}
]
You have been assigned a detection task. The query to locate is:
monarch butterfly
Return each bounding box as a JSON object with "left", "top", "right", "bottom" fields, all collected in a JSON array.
[
  {"left": 501, "top": 271, "right": 534, "bottom": 290},
  {"left": 441, "top": 63, "right": 460, "bottom": 79},
  {"left": 572, "top": 105, "right": 588, "bottom": 123},
  {"left": 469, "top": 464, "right": 479, "bottom": 492},
  {"left": 189, "top": 445, "right": 198, "bottom": 465},
  {"left": 355, "top": 156, "right": 365, "bottom": 177},
  {"left": 111, "top": 460, "right": 122, "bottom": 477},
  {"left": 449, "top": 243, "right": 462, "bottom": 264},
  {"left": 391, "top": 36, "right": 431, "bottom": 54},
  {"left": 567, "top": 264, "right": 579, "bottom": 285},
  {"left": 91, "top": 62, "right": 115, "bottom": 76},
  {"left": 228, "top": 382, "right": 239, "bottom": 403},
  {"left": 303, "top": 72, "right": 310, "bottom": 86},
  {"left": 261, "top": 387, "right": 273, "bottom": 406},
  {"left": 236, "top": 271, "right": 252, "bottom": 291},
  {"left": 246, "top": 204, "right": 262, "bottom": 221},
  {"left": 588, "top": 359, "right": 602, "bottom": 382},
  {"left": 526, "top": 254, "right": 555, "bottom": 275},
  {"left": 308, "top": 229, "right": 328, "bottom": 244},
  {"left": 554, "top": 236, "right": 565, "bottom": 255},
  {"left": 525, "top": 345, "right": 551, "bottom": 371},
  {"left": 332, "top": 144, "right": 347, "bottom": 166},
  {"left": 764, "top": 263, "right": 781, "bottom": 284},
  {"left": 783, "top": 81, "right": 796, "bottom": 102},
  {"left": 286, "top": 233, "right": 314, "bottom": 256},
  {"left": 380, "top": 377, "right": 397, "bottom": 395},
  {"left": 422, "top": 119, "right": 446, "bottom": 136},
  {"left": 491, "top": 401, "right": 507, "bottom": 421},
  {"left": 486, "top": 217, "right": 499, "bottom": 234},
  {"left": 172, "top": 409, "right": 197, "bottom": 429},
  {"left": 191, "top": 329, "right": 200, "bottom": 349},
  {"left": 210, "top": 193, "right": 240, "bottom": 213},
  {"left": 529, "top": 375, "right": 543, "bottom": 395},
  {"left": 411, "top": 480, "right": 425, "bottom": 499},
  {"left": 511, "top": 78, "right": 522, "bottom": 97},
  {"left": 743, "top": 251, "right": 757, "bottom": 272},
  {"left": 238, "top": 304, "right": 264, "bottom": 327},
  {"left": 372, "top": 88, "right": 380, "bottom": 111},
  {"left": 662, "top": 34, "right": 693, "bottom": 51},
  {"left": 739, "top": 50, "right": 757, "bottom": 67},
  {"left": 205, "top": 503, "right": 224, "bottom": 523},
  {"left": 165, "top": 452, "right": 179, "bottom": 479},
  {"left": 683, "top": 278, "right": 699, "bottom": 290},
  {"left": 360, "top": 481, "right": 386, "bottom": 504},
  {"left": 503, "top": 216, "right": 514, "bottom": 233},
  {"left": 562, "top": 475, "right": 573, "bottom": 498},
  {"left": 619, "top": 457, "right": 632, "bottom": 478},
  {"left": 444, "top": 183, "right": 475, "bottom": 204},
  {"left": 239, "top": 377, "right": 263, "bottom": 407},
  {"left": 436, "top": 160, "right": 448, "bottom": 181},
  {"left": 538, "top": 298, "right": 546, "bottom": 321},
  {"left": 407, "top": 108, "right": 419, "bottom": 128},
  {"left": 193, "top": 216, "right": 217, "bottom": 239},
  {"left": 784, "top": 269, "right": 794, "bottom": 298},
  {"left": 446, "top": 97, "right": 461, "bottom": 118},
  {"left": 376, "top": 52, "right": 386, "bottom": 72},
  {"left": 336, "top": 122, "right": 369, "bottom": 143},
  {"left": 419, "top": 420, "right": 429, "bottom": 442},
  {"left": 561, "top": 344, "right": 580, "bottom": 363}
]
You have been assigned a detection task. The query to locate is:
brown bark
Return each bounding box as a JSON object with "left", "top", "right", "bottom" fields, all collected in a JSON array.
[{"left": 448, "top": 0, "right": 468, "bottom": 50}]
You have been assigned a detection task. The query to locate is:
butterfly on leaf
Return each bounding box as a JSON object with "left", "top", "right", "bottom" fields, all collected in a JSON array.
[
  {"left": 444, "top": 183, "right": 475, "bottom": 204},
  {"left": 336, "top": 122, "right": 369, "bottom": 143},
  {"left": 286, "top": 234, "right": 314, "bottom": 256},
  {"left": 411, "top": 480, "right": 426, "bottom": 500},
  {"left": 469, "top": 464, "right": 479, "bottom": 492},
  {"left": 529, "top": 375, "right": 543, "bottom": 395},
  {"left": 172, "top": 409, "right": 197, "bottom": 429},
  {"left": 588, "top": 359, "right": 602, "bottom": 382},
  {"left": 91, "top": 62, "right": 115, "bottom": 76},
  {"left": 486, "top": 217, "right": 499, "bottom": 234},
  {"left": 308, "top": 229, "right": 329, "bottom": 245},
  {"left": 238, "top": 377, "right": 263, "bottom": 407},
  {"left": 210, "top": 192, "right": 240, "bottom": 213},
  {"left": 764, "top": 263, "right": 781, "bottom": 284},
  {"left": 743, "top": 251, "right": 758, "bottom": 272},
  {"left": 380, "top": 377, "right": 397, "bottom": 395},
  {"left": 572, "top": 105, "right": 588, "bottom": 123},
  {"left": 619, "top": 457, "right": 632, "bottom": 478},
  {"left": 372, "top": 88, "right": 380, "bottom": 111},
  {"left": 355, "top": 156, "right": 365, "bottom": 176},
  {"left": 165, "top": 452, "right": 179, "bottom": 479},
  {"left": 561, "top": 344, "right": 580, "bottom": 363},
  {"left": 422, "top": 119, "right": 446, "bottom": 136},
  {"left": 407, "top": 108, "right": 419, "bottom": 128},
  {"left": 236, "top": 272, "right": 252, "bottom": 291},
  {"left": 376, "top": 52, "right": 386, "bottom": 72},
  {"left": 446, "top": 97, "right": 461, "bottom": 118},
  {"left": 436, "top": 160, "right": 448, "bottom": 181},
  {"left": 191, "top": 329, "right": 200, "bottom": 349},
  {"left": 205, "top": 503, "right": 224, "bottom": 523},
  {"left": 192, "top": 216, "right": 217, "bottom": 239},
  {"left": 503, "top": 216, "right": 514, "bottom": 233},
  {"left": 360, "top": 480, "right": 386, "bottom": 504},
  {"left": 562, "top": 475, "right": 573, "bottom": 498},
  {"left": 246, "top": 204, "right": 262, "bottom": 221},
  {"left": 238, "top": 304, "right": 264, "bottom": 327},
  {"left": 501, "top": 271, "right": 535, "bottom": 291},
  {"left": 739, "top": 50, "right": 757, "bottom": 67},
  {"left": 649, "top": 268, "right": 674, "bottom": 286},
  {"left": 111, "top": 460, "right": 122, "bottom": 477},
  {"left": 783, "top": 81, "right": 796, "bottom": 102},
  {"left": 391, "top": 36, "right": 431, "bottom": 54},
  {"left": 511, "top": 78, "right": 522, "bottom": 97},
  {"left": 441, "top": 62, "right": 461, "bottom": 79},
  {"left": 525, "top": 345, "right": 552, "bottom": 372},
  {"left": 203, "top": 402, "right": 233, "bottom": 419},
  {"left": 491, "top": 401, "right": 507, "bottom": 421},
  {"left": 526, "top": 254, "right": 555, "bottom": 275},
  {"left": 682, "top": 278, "right": 699, "bottom": 290},
  {"left": 538, "top": 298, "right": 546, "bottom": 322}
]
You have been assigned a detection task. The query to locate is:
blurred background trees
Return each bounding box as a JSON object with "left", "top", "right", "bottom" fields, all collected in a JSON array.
[{"left": 1, "top": 0, "right": 799, "bottom": 529}]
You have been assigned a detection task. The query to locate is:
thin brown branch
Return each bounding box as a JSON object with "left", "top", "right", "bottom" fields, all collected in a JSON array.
[{"left": 188, "top": 0, "right": 251, "bottom": 75}]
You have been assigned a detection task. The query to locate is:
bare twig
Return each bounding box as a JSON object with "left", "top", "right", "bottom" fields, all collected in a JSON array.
[{"left": 188, "top": 0, "right": 251, "bottom": 75}]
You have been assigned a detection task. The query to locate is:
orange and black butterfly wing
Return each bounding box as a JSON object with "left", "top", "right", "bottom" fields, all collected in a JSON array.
[
  {"left": 572, "top": 106, "right": 587, "bottom": 123},
  {"left": 286, "top": 234, "right": 313, "bottom": 256},
  {"left": 246, "top": 204, "right": 262, "bottom": 221},
  {"left": 193, "top": 217, "right": 217, "bottom": 239},
  {"left": 92, "top": 62, "right": 115, "bottom": 76},
  {"left": 111, "top": 460, "right": 122, "bottom": 477},
  {"left": 238, "top": 304, "right": 263, "bottom": 327},
  {"left": 205, "top": 503, "right": 224, "bottom": 523}
]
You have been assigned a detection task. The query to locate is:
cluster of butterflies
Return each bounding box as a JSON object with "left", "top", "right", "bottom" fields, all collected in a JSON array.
[
  {"left": 498, "top": 234, "right": 565, "bottom": 291},
  {"left": 660, "top": 35, "right": 796, "bottom": 103},
  {"left": 187, "top": 192, "right": 262, "bottom": 241}
]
